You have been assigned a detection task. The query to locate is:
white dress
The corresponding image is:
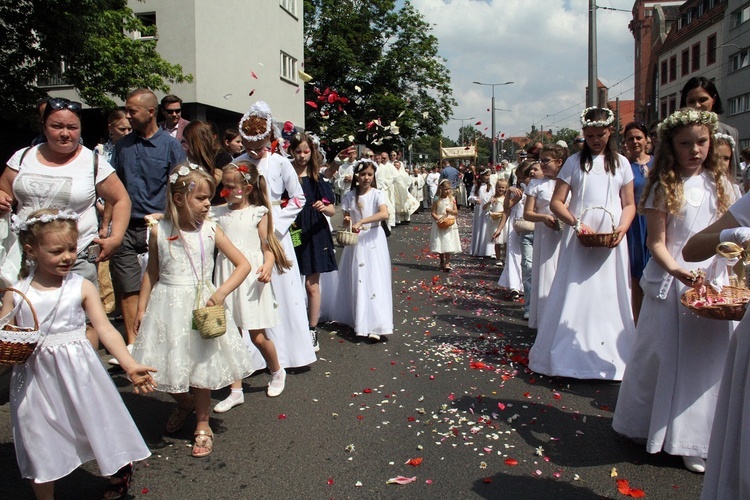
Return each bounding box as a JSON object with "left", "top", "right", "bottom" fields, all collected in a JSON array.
[
  {"left": 498, "top": 192, "right": 525, "bottom": 291},
  {"left": 469, "top": 184, "right": 495, "bottom": 256},
  {"left": 213, "top": 205, "right": 278, "bottom": 330},
  {"left": 528, "top": 153, "right": 636, "bottom": 380},
  {"left": 234, "top": 152, "right": 317, "bottom": 369},
  {"left": 613, "top": 171, "right": 735, "bottom": 459},
  {"left": 132, "top": 220, "right": 255, "bottom": 392},
  {"left": 10, "top": 273, "right": 150, "bottom": 483},
  {"left": 526, "top": 178, "right": 563, "bottom": 329},
  {"left": 489, "top": 197, "right": 507, "bottom": 244},
  {"left": 429, "top": 197, "right": 461, "bottom": 254},
  {"left": 702, "top": 194, "right": 750, "bottom": 499},
  {"left": 332, "top": 189, "right": 393, "bottom": 336}
]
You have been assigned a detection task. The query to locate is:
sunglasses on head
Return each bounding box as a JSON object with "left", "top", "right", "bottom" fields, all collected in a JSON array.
[
  {"left": 47, "top": 98, "right": 82, "bottom": 114},
  {"left": 575, "top": 138, "right": 585, "bottom": 143}
]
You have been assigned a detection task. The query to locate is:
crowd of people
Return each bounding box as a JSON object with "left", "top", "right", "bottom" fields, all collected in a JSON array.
[{"left": 2, "top": 73, "right": 750, "bottom": 499}]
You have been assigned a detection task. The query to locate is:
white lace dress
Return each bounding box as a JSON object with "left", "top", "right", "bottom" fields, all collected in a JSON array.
[
  {"left": 10, "top": 273, "right": 150, "bottom": 483},
  {"left": 213, "top": 205, "right": 279, "bottom": 330},
  {"left": 131, "top": 220, "right": 255, "bottom": 392},
  {"left": 429, "top": 197, "right": 461, "bottom": 254}
]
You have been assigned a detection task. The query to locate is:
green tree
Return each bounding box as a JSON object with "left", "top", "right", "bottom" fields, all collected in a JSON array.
[
  {"left": 0, "top": 0, "right": 191, "bottom": 124},
  {"left": 303, "top": 0, "right": 456, "bottom": 155},
  {"left": 550, "top": 127, "right": 581, "bottom": 149}
]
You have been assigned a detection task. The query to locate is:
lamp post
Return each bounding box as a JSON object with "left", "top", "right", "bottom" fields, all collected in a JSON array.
[
  {"left": 450, "top": 116, "right": 475, "bottom": 145},
  {"left": 473, "top": 81, "right": 514, "bottom": 164}
]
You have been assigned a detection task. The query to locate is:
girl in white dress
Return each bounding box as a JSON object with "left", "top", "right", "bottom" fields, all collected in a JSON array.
[
  {"left": 489, "top": 180, "right": 508, "bottom": 266},
  {"left": 613, "top": 109, "right": 736, "bottom": 473},
  {"left": 529, "top": 107, "right": 637, "bottom": 380},
  {"left": 332, "top": 159, "right": 393, "bottom": 342},
  {"left": 212, "top": 162, "right": 293, "bottom": 412},
  {"left": 132, "top": 165, "right": 254, "bottom": 458},
  {"left": 496, "top": 162, "right": 534, "bottom": 297},
  {"left": 235, "top": 101, "right": 317, "bottom": 368},
  {"left": 523, "top": 144, "right": 567, "bottom": 329},
  {"left": 430, "top": 179, "right": 461, "bottom": 271},
  {"left": 684, "top": 194, "right": 750, "bottom": 498},
  {"left": 469, "top": 168, "right": 495, "bottom": 257},
  {"left": 3, "top": 208, "right": 155, "bottom": 500}
]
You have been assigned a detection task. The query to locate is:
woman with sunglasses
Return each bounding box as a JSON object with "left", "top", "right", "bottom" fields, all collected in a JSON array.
[{"left": 0, "top": 98, "right": 131, "bottom": 293}]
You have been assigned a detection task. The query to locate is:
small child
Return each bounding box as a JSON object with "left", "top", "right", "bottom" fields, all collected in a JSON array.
[
  {"left": 469, "top": 168, "right": 495, "bottom": 257},
  {"left": 332, "top": 159, "right": 393, "bottom": 342},
  {"left": 212, "top": 161, "right": 293, "bottom": 412},
  {"left": 714, "top": 133, "right": 742, "bottom": 199},
  {"left": 132, "top": 163, "right": 255, "bottom": 458},
  {"left": 429, "top": 179, "right": 461, "bottom": 271},
  {"left": 489, "top": 179, "right": 508, "bottom": 266},
  {"left": 2, "top": 208, "right": 155, "bottom": 500},
  {"left": 613, "top": 109, "right": 736, "bottom": 473},
  {"left": 523, "top": 144, "right": 568, "bottom": 329}
]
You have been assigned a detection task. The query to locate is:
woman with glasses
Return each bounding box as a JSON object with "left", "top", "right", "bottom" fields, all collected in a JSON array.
[{"left": 0, "top": 98, "right": 131, "bottom": 347}]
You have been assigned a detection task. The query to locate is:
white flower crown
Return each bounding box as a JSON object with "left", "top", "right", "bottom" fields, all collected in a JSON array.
[
  {"left": 714, "top": 132, "right": 736, "bottom": 150},
  {"left": 11, "top": 209, "right": 80, "bottom": 233},
  {"left": 353, "top": 158, "right": 378, "bottom": 173},
  {"left": 169, "top": 163, "right": 201, "bottom": 185},
  {"left": 656, "top": 109, "right": 718, "bottom": 142},
  {"left": 238, "top": 101, "right": 282, "bottom": 143},
  {"left": 580, "top": 106, "right": 615, "bottom": 128}
]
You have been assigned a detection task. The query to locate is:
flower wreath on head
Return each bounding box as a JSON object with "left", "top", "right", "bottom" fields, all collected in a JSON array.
[
  {"left": 238, "top": 101, "right": 282, "bottom": 143},
  {"left": 11, "top": 209, "right": 80, "bottom": 233},
  {"left": 353, "top": 158, "right": 378, "bottom": 174},
  {"left": 580, "top": 106, "right": 615, "bottom": 128},
  {"left": 714, "top": 132, "right": 736, "bottom": 150},
  {"left": 169, "top": 162, "right": 201, "bottom": 187},
  {"left": 656, "top": 109, "right": 718, "bottom": 142}
]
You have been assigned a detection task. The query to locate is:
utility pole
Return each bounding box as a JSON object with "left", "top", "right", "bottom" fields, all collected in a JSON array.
[{"left": 588, "top": 0, "right": 598, "bottom": 107}]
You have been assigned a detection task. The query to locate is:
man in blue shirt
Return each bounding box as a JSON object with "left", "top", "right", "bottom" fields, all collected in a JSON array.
[
  {"left": 439, "top": 159, "right": 460, "bottom": 189},
  {"left": 110, "top": 88, "right": 186, "bottom": 348}
]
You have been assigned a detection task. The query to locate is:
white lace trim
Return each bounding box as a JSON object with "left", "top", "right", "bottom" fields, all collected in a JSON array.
[
  {"left": 0, "top": 326, "right": 40, "bottom": 344},
  {"left": 39, "top": 329, "right": 86, "bottom": 348}
]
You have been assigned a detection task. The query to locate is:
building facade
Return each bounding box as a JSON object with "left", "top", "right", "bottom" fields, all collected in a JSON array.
[{"left": 721, "top": 0, "right": 750, "bottom": 148}]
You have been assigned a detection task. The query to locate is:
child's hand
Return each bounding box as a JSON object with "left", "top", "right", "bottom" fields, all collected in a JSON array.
[
  {"left": 128, "top": 364, "right": 158, "bottom": 394},
  {"left": 206, "top": 292, "right": 226, "bottom": 307},
  {"left": 610, "top": 225, "right": 628, "bottom": 247},
  {"left": 343, "top": 215, "right": 351, "bottom": 225},
  {"left": 133, "top": 310, "right": 144, "bottom": 334},
  {"left": 257, "top": 262, "right": 273, "bottom": 283},
  {"left": 576, "top": 222, "right": 594, "bottom": 235},
  {"left": 543, "top": 215, "right": 557, "bottom": 228}
]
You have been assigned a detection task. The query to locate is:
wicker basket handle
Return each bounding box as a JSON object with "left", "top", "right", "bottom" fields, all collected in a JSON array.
[
  {"left": 577, "top": 206, "right": 616, "bottom": 232},
  {"left": 0, "top": 287, "right": 40, "bottom": 331}
]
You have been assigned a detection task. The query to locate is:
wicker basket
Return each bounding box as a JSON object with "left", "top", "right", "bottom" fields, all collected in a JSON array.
[
  {"left": 192, "top": 304, "right": 227, "bottom": 339},
  {"left": 489, "top": 212, "right": 502, "bottom": 221},
  {"left": 0, "top": 288, "right": 41, "bottom": 365},
  {"left": 437, "top": 216, "right": 456, "bottom": 229},
  {"left": 336, "top": 220, "right": 359, "bottom": 246},
  {"left": 576, "top": 206, "right": 618, "bottom": 247},
  {"left": 680, "top": 285, "right": 750, "bottom": 321},
  {"left": 512, "top": 219, "right": 535, "bottom": 234}
]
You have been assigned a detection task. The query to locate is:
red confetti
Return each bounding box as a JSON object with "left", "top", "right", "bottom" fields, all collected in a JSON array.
[
  {"left": 407, "top": 416, "right": 416, "bottom": 422},
  {"left": 475, "top": 121, "right": 482, "bottom": 125},
  {"left": 278, "top": 413, "right": 287, "bottom": 419},
  {"left": 166, "top": 235, "right": 178, "bottom": 241},
  {"left": 248, "top": 89, "right": 255, "bottom": 97},
  {"left": 305, "top": 101, "right": 318, "bottom": 108},
  {"left": 363, "top": 388, "right": 373, "bottom": 393},
  {"left": 327, "top": 478, "right": 334, "bottom": 485},
  {"left": 483, "top": 477, "right": 493, "bottom": 484},
  {"left": 616, "top": 479, "right": 646, "bottom": 498},
  {"left": 141, "top": 488, "right": 150, "bottom": 494},
  {"left": 504, "top": 458, "right": 519, "bottom": 466},
  {"left": 405, "top": 457, "right": 423, "bottom": 466},
  {"left": 251, "top": 71, "right": 258, "bottom": 79}
]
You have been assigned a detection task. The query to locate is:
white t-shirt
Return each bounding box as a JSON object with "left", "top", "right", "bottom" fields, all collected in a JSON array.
[{"left": 8, "top": 145, "right": 115, "bottom": 251}]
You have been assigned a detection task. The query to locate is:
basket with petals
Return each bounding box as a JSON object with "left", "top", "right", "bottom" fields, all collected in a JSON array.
[
  {"left": 576, "top": 206, "right": 618, "bottom": 247},
  {"left": 680, "top": 285, "right": 750, "bottom": 321},
  {"left": 336, "top": 220, "right": 359, "bottom": 246},
  {"left": 0, "top": 288, "right": 41, "bottom": 365},
  {"left": 437, "top": 216, "right": 456, "bottom": 229}
]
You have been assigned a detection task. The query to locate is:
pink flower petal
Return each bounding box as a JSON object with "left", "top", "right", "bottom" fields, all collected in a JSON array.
[{"left": 386, "top": 476, "right": 417, "bottom": 485}]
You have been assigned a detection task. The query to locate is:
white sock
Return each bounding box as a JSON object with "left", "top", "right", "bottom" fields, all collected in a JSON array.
[
  {"left": 269, "top": 368, "right": 286, "bottom": 389},
  {"left": 225, "top": 388, "right": 244, "bottom": 402}
]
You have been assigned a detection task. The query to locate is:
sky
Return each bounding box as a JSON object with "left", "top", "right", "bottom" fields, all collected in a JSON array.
[{"left": 405, "top": 0, "right": 636, "bottom": 142}]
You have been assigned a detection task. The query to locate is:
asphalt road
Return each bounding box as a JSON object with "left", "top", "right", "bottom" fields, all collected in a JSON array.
[{"left": 0, "top": 205, "right": 706, "bottom": 499}]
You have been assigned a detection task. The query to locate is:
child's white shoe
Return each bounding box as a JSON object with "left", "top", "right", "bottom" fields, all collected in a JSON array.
[
  {"left": 214, "top": 390, "right": 244, "bottom": 413},
  {"left": 267, "top": 368, "right": 286, "bottom": 397}
]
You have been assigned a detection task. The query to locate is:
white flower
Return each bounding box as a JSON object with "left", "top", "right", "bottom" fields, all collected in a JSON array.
[
  {"left": 169, "top": 173, "right": 179, "bottom": 184},
  {"left": 177, "top": 166, "right": 191, "bottom": 176}
]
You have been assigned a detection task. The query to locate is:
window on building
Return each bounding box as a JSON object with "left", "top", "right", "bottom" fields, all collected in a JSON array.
[
  {"left": 669, "top": 56, "right": 677, "bottom": 81},
  {"left": 681, "top": 48, "right": 690, "bottom": 76},
  {"left": 728, "top": 93, "right": 750, "bottom": 115},
  {"left": 660, "top": 100, "right": 668, "bottom": 119},
  {"left": 692, "top": 43, "right": 701, "bottom": 71},
  {"left": 280, "top": 0, "right": 297, "bottom": 17},
  {"left": 131, "top": 12, "right": 157, "bottom": 40},
  {"left": 731, "top": 49, "right": 750, "bottom": 72},
  {"left": 280, "top": 51, "right": 297, "bottom": 84},
  {"left": 732, "top": 5, "right": 750, "bottom": 28},
  {"left": 37, "top": 60, "right": 72, "bottom": 88},
  {"left": 707, "top": 34, "right": 717, "bottom": 65},
  {"left": 661, "top": 60, "right": 668, "bottom": 85},
  {"left": 669, "top": 95, "right": 677, "bottom": 114}
]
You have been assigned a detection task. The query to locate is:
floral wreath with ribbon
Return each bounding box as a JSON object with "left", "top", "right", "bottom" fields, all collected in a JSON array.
[
  {"left": 579, "top": 106, "right": 615, "bottom": 128},
  {"left": 656, "top": 109, "right": 718, "bottom": 142},
  {"left": 352, "top": 158, "right": 378, "bottom": 174},
  {"left": 10, "top": 209, "right": 80, "bottom": 233},
  {"left": 714, "top": 132, "right": 736, "bottom": 150}
]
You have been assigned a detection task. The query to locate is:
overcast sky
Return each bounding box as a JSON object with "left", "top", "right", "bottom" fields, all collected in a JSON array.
[{"left": 406, "top": 0, "right": 635, "bottom": 142}]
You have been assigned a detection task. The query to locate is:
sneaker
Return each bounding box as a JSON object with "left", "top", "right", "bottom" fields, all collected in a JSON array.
[
  {"left": 310, "top": 327, "right": 320, "bottom": 352},
  {"left": 368, "top": 333, "right": 381, "bottom": 342},
  {"left": 214, "top": 391, "right": 244, "bottom": 413},
  {"left": 267, "top": 368, "right": 286, "bottom": 397},
  {"left": 108, "top": 344, "right": 133, "bottom": 366}
]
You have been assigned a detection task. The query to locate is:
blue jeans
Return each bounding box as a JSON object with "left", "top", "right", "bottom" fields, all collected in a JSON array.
[{"left": 519, "top": 232, "right": 534, "bottom": 314}]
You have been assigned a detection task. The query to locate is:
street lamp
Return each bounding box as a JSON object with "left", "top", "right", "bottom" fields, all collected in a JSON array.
[
  {"left": 473, "top": 81, "right": 514, "bottom": 164},
  {"left": 450, "top": 116, "right": 475, "bottom": 145}
]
